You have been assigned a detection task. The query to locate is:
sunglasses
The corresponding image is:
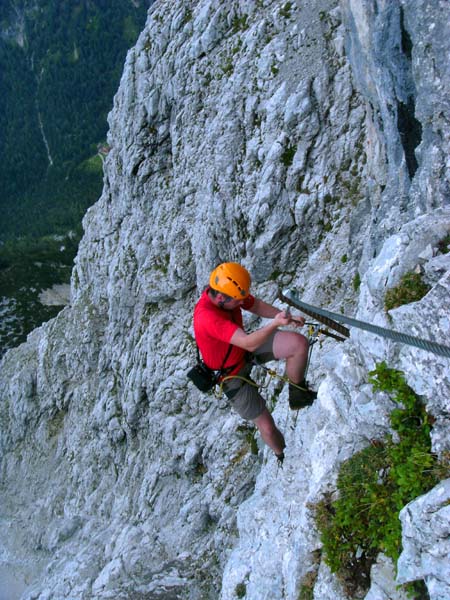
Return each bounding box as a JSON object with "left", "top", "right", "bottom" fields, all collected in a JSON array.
[{"left": 221, "top": 294, "right": 235, "bottom": 304}]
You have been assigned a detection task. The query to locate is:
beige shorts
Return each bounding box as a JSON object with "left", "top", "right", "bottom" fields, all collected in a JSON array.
[{"left": 222, "top": 333, "right": 276, "bottom": 421}]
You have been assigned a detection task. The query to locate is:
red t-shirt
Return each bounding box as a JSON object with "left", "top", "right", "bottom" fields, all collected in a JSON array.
[{"left": 193, "top": 289, "right": 255, "bottom": 375}]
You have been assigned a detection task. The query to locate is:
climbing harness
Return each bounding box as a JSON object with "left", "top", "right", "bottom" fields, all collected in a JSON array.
[
  {"left": 216, "top": 323, "right": 324, "bottom": 437},
  {"left": 280, "top": 289, "right": 450, "bottom": 359},
  {"left": 187, "top": 343, "right": 237, "bottom": 392},
  {"left": 213, "top": 306, "right": 344, "bottom": 399},
  {"left": 217, "top": 363, "right": 310, "bottom": 398}
]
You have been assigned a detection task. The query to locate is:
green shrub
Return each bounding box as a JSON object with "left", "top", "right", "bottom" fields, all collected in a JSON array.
[
  {"left": 313, "top": 362, "right": 445, "bottom": 596},
  {"left": 384, "top": 271, "right": 430, "bottom": 311},
  {"left": 352, "top": 272, "right": 361, "bottom": 291}
]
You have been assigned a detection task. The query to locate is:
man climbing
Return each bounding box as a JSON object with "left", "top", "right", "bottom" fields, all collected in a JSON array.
[{"left": 193, "top": 262, "right": 317, "bottom": 463}]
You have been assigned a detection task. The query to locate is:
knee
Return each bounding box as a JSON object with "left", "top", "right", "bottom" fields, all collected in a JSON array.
[
  {"left": 294, "top": 333, "right": 309, "bottom": 355},
  {"left": 274, "top": 331, "right": 308, "bottom": 358}
]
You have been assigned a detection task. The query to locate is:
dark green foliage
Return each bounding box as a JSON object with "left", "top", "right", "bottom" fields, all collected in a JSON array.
[
  {"left": 352, "top": 272, "right": 361, "bottom": 291},
  {"left": 0, "top": 1, "right": 149, "bottom": 354},
  {"left": 314, "top": 362, "right": 445, "bottom": 597},
  {"left": 0, "top": 232, "right": 80, "bottom": 355},
  {"left": 279, "top": 2, "right": 293, "bottom": 18},
  {"left": 0, "top": 154, "right": 104, "bottom": 355},
  {"left": 437, "top": 233, "right": 450, "bottom": 254},
  {"left": 2, "top": 156, "right": 104, "bottom": 240},
  {"left": 281, "top": 144, "right": 297, "bottom": 166},
  {"left": 231, "top": 14, "right": 249, "bottom": 34},
  {"left": 384, "top": 272, "right": 431, "bottom": 311},
  {"left": 0, "top": 0, "right": 148, "bottom": 238}
]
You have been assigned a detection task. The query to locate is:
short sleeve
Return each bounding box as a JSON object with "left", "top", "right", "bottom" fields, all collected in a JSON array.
[{"left": 242, "top": 294, "right": 255, "bottom": 310}]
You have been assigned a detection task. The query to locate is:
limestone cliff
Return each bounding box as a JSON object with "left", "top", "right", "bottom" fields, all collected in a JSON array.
[{"left": 0, "top": 1, "right": 449, "bottom": 599}]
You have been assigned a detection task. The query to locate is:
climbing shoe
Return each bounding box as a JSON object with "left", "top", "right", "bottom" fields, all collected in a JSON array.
[
  {"left": 275, "top": 451, "right": 285, "bottom": 467},
  {"left": 288, "top": 380, "right": 317, "bottom": 410}
]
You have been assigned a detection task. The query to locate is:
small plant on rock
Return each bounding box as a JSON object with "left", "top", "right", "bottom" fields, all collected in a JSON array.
[
  {"left": 281, "top": 144, "right": 297, "bottom": 166},
  {"left": 384, "top": 271, "right": 430, "bottom": 311},
  {"left": 437, "top": 232, "right": 450, "bottom": 254},
  {"left": 352, "top": 272, "right": 361, "bottom": 291},
  {"left": 231, "top": 14, "right": 248, "bottom": 34},
  {"left": 280, "top": 2, "right": 293, "bottom": 18},
  {"left": 313, "top": 362, "right": 444, "bottom": 597}
]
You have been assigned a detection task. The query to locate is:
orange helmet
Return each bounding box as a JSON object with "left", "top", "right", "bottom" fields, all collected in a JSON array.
[{"left": 209, "top": 262, "right": 251, "bottom": 299}]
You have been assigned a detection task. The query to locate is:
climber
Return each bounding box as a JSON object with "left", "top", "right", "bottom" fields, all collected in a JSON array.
[{"left": 193, "top": 262, "right": 317, "bottom": 463}]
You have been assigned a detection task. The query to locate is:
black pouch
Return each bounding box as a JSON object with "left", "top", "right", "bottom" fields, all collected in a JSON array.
[{"left": 187, "top": 362, "right": 218, "bottom": 392}]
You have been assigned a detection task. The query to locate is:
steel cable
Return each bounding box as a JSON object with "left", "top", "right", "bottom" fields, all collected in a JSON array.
[{"left": 281, "top": 289, "right": 450, "bottom": 359}]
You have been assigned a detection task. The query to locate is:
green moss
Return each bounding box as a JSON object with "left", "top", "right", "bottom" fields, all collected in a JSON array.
[
  {"left": 297, "top": 563, "right": 320, "bottom": 600},
  {"left": 384, "top": 271, "right": 430, "bottom": 311},
  {"left": 232, "top": 39, "right": 243, "bottom": 55},
  {"left": 324, "top": 193, "right": 337, "bottom": 204},
  {"left": 181, "top": 9, "right": 192, "bottom": 26},
  {"left": 221, "top": 58, "right": 234, "bottom": 77},
  {"left": 352, "top": 272, "right": 361, "bottom": 291},
  {"left": 79, "top": 153, "right": 103, "bottom": 174},
  {"left": 47, "top": 408, "right": 67, "bottom": 438},
  {"left": 313, "top": 362, "right": 446, "bottom": 597},
  {"left": 279, "top": 2, "right": 293, "bottom": 18},
  {"left": 298, "top": 584, "right": 314, "bottom": 600},
  {"left": 235, "top": 582, "right": 247, "bottom": 598},
  {"left": 437, "top": 233, "right": 450, "bottom": 254},
  {"left": 236, "top": 423, "right": 258, "bottom": 455},
  {"left": 281, "top": 144, "right": 297, "bottom": 167},
  {"left": 231, "top": 14, "right": 248, "bottom": 34},
  {"left": 268, "top": 269, "right": 282, "bottom": 281},
  {"left": 194, "top": 462, "right": 208, "bottom": 477}
]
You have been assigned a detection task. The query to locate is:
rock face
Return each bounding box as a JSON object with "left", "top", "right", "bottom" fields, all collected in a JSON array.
[
  {"left": 0, "top": 1, "right": 449, "bottom": 599},
  {"left": 397, "top": 479, "right": 450, "bottom": 600},
  {"left": 38, "top": 284, "right": 71, "bottom": 307}
]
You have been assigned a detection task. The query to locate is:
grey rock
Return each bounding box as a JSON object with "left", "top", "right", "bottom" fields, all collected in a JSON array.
[
  {"left": 365, "top": 554, "right": 409, "bottom": 600},
  {"left": 397, "top": 480, "right": 450, "bottom": 598}
]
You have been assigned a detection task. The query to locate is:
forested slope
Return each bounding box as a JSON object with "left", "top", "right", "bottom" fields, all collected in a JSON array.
[
  {"left": 0, "top": 0, "right": 150, "bottom": 355},
  {"left": 0, "top": 0, "right": 149, "bottom": 238}
]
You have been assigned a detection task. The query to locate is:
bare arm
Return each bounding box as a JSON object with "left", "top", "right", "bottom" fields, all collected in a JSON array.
[
  {"left": 229, "top": 311, "right": 290, "bottom": 352},
  {"left": 248, "top": 297, "right": 306, "bottom": 326},
  {"left": 247, "top": 297, "right": 280, "bottom": 319}
]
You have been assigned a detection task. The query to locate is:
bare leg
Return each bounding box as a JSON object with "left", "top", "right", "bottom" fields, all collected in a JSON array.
[
  {"left": 253, "top": 408, "right": 285, "bottom": 454},
  {"left": 273, "top": 330, "right": 309, "bottom": 383}
]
